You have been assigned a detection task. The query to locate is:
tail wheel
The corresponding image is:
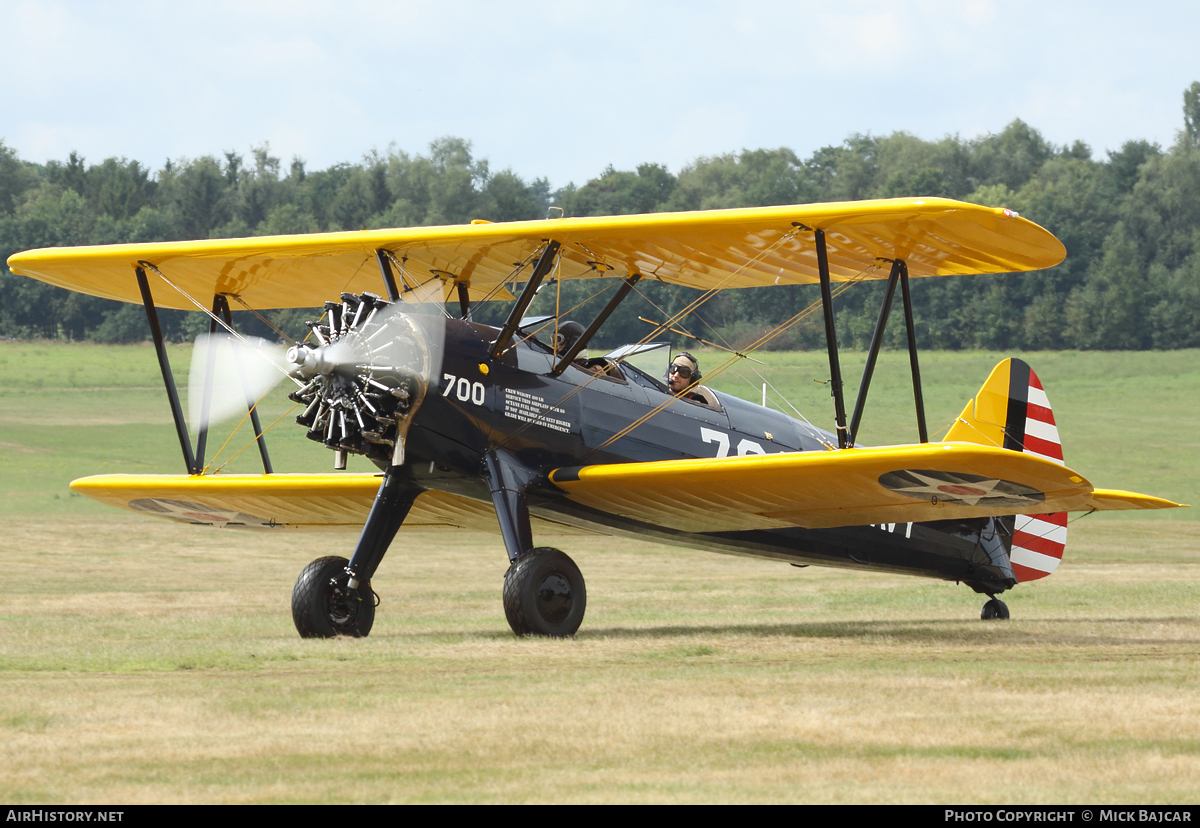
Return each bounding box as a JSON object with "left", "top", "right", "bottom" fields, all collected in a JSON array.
[
  {"left": 503, "top": 547, "right": 586, "bottom": 637},
  {"left": 981, "top": 598, "right": 1010, "bottom": 621},
  {"left": 292, "top": 555, "right": 376, "bottom": 638}
]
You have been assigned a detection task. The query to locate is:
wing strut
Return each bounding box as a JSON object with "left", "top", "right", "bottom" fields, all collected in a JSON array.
[
  {"left": 212, "top": 294, "right": 274, "bottom": 474},
  {"left": 457, "top": 281, "right": 471, "bottom": 320},
  {"left": 899, "top": 261, "right": 929, "bottom": 442},
  {"left": 551, "top": 273, "right": 642, "bottom": 375},
  {"left": 848, "top": 259, "right": 902, "bottom": 446},
  {"left": 136, "top": 266, "right": 197, "bottom": 475},
  {"left": 194, "top": 294, "right": 222, "bottom": 470},
  {"left": 375, "top": 249, "right": 401, "bottom": 301},
  {"left": 815, "top": 230, "right": 849, "bottom": 448},
  {"left": 844, "top": 258, "right": 928, "bottom": 446},
  {"left": 137, "top": 267, "right": 274, "bottom": 476},
  {"left": 490, "top": 241, "right": 561, "bottom": 358}
]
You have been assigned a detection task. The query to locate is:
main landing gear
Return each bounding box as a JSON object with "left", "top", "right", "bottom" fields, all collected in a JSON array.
[
  {"left": 981, "top": 596, "right": 1010, "bottom": 620},
  {"left": 485, "top": 449, "right": 588, "bottom": 637},
  {"left": 289, "top": 545, "right": 589, "bottom": 639},
  {"left": 292, "top": 555, "right": 376, "bottom": 637},
  {"left": 503, "top": 547, "right": 587, "bottom": 637}
]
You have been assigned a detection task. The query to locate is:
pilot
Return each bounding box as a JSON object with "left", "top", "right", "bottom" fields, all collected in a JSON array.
[
  {"left": 668, "top": 352, "right": 707, "bottom": 404},
  {"left": 554, "top": 321, "right": 597, "bottom": 373}
]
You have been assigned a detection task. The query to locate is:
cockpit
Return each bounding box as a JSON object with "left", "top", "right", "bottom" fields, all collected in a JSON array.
[{"left": 519, "top": 316, "right": 722, "bottom": 411}]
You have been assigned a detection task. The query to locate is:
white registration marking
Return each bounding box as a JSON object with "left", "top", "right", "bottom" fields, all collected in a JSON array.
[
  {"left": 701, "top": 427, "right": 730, "bottom": 458},
  {"left": 872, "top": 522, "right": 914, "bottom": 538},
  {"left": 442, "top": 374, "right": 485, "bottom": 406}
]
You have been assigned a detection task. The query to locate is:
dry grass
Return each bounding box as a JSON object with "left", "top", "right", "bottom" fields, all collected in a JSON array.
[{"left": 1, "top": 516, "right": 1197, "bottom": 804}]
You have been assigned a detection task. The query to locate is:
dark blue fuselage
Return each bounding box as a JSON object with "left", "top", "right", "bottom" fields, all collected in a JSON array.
[{"left": 401, "top": 319, "right": 1016, "bottom": 596}]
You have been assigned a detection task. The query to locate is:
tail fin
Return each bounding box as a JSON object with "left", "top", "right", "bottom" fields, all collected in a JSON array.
[{"left": 946, "top": 359, "right": 1067, "bottom": 582}]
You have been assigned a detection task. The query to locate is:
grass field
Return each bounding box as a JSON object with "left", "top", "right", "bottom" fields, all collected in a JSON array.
[{"left": 0, "top": 342, "right": 1197, "bottom": 803}]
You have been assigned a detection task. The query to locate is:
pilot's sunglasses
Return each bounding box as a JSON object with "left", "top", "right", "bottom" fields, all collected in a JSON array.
[{"left": 669, "top": 365, "right": 692, "bottom": 379}]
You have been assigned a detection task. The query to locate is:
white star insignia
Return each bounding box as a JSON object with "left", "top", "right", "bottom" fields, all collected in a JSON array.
[
  {"left": 879, "top": 470, "right": 1045, "bottom": 508},
  {"left": 887, "top": 472, "right": 1007, "bottom": 506}
]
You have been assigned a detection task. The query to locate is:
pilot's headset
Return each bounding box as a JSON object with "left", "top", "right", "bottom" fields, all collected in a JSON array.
[
  {"left": 670, "top": 351, "right": 701, "bottom": 383},
  {"left": 555, "top": 321, "right": 587, "bottom": 361}
]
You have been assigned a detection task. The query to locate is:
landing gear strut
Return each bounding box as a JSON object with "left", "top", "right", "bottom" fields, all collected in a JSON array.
[
  {"left": 503, "top": 547, "right": 587, "bottom": 637},
  {"left": 981, "top": 596, "right": 1010, "bottom": 620},
  {"left": 292, "top": 555, "right": 376, "bottom": 637}
]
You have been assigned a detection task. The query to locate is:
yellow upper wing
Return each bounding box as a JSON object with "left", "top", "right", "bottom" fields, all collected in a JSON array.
[
  {"left": 548, "top": 444, "right": 1184, "bottom": 532},
  {"left": 7, "top": 198, "right": 1065, "bottom": 310}
]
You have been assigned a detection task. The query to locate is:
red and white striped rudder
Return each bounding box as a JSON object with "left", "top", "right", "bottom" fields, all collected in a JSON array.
[{"left": 1007, "top": 362, "right": 1068, "bottom": 582}]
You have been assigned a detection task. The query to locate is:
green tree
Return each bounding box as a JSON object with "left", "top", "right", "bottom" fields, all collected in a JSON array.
[
  {"left": 170, "top": 156, "right": 232, "bottom": 238},
  {"left": 556, "top": 163, "right": 677, "bottom": 216},
  {"left": 1065, "top": 223, "right": 1149, "bottom": 349},
  {"left": 0, "top": 140, "right": 41, "bottom": 215},
  {"left": 667, "top": 148, "right": 812, "bottom": 211},
  {"left": 256, "top": 203, "right": 319, "bottom": 236},
  {"left": 1149, "top": 249, "right": 1200, "bottom": 348},
  {"left": 85, "top": 157, "right": 155, "bottom": 221},
  {"left": 1121, "top": 142, "right": 1200, "bottom": 271},
  {"left": 970, "top": 119, "right": 1056, "bottom": 191},
  {"left": 1184, "top": 81, "right": 1200, "bottom": 144}
]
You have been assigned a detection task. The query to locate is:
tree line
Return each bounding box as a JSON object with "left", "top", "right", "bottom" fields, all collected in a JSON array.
[{"left": 2, "top": 81, "right": 1198, "bottom": 352}]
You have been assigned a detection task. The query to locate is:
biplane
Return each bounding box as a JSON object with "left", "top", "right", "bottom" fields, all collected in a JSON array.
[{"left": 7, "top": 198, "right": 1185, "bottom": 638}]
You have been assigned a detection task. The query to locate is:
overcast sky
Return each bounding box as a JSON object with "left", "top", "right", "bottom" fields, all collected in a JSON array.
[{"left": 2, "top": 1, "right": 1197, "bottom": 190}]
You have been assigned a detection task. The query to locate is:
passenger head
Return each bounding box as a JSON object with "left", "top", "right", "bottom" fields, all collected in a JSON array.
[
  {"left": 554, "top": 321, "right": 587, "bottom": 360},
  {"left": 668, "top": 352, "right": 700, "bottom": 393}
]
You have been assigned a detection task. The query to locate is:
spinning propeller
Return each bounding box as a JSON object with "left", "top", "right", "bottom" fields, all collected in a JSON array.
[{"left": 188, "top": 291, "right": 445, "bottom": 469}]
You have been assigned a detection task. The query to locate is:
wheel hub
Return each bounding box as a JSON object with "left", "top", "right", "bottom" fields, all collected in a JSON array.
[
  {"left": 325, "top": 577, "right": 365, "bottom": 627},
  {"left": 536, "top": 573, "right": 573, "bottom": 623}
]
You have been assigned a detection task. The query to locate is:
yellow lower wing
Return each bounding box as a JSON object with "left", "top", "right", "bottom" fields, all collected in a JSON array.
[
  {"left": 548, "top": 443, "right": 1184, "bottom": 532},
  {"left": 70, "top": 473, "right": 591, "bottom": 536}
]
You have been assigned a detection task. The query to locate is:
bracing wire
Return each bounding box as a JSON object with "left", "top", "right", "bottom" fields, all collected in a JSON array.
[
  {"left": 139, "top": 261, "right": 303, "bottom": 388},
  {"left": 211, "top": 403, "right": 301, "bottom": 474},
  {"left": 223, "top": 293, "right": 298, "bottom": 345},
  {"left": 584, "top": 263, "right": 878, "bottom": 458},
  {"left": 494, "top": 226, "right": 805, "bottom": 447}
]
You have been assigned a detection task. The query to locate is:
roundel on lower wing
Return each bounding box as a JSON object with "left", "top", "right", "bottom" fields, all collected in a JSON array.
[
  {"left": 878, "top": 470, "right": 1046, "bottom": 508},
  {"left": 128, "top": 498, "right": 276, "bottom": 527}
]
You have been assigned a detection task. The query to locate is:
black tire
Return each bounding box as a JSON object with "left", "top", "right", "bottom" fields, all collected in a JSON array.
[
  {"left": 981, "top": 598, "right": 1010, "bottom": 621},
  {"left": 292, "top": 556, "right": 375, "bottom": 638},
  {"left": 503, "top": 547, "right": 586, "bottom": 637}
]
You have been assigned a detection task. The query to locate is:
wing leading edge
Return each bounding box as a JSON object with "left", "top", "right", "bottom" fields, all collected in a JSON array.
[
  {"left": 69, "top": 473, "right": 594, "bottom": 536},
  {"left": 547, "top": 444, "right": 1185, "bottom": 532}
]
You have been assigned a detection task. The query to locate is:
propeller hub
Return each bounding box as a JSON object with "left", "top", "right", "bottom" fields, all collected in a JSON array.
[{"left": 285, "top": 345, "right": 335, "bottom": 379}]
